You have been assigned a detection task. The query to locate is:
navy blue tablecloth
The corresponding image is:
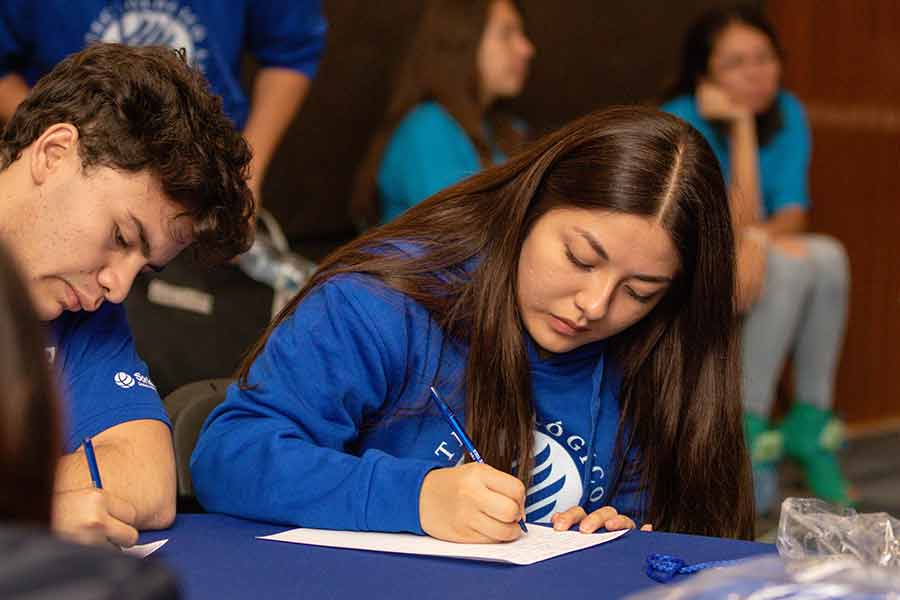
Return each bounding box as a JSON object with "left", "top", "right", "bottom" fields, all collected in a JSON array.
[{"left": 140, "top": 514, "right": 776, "bottom": 599}]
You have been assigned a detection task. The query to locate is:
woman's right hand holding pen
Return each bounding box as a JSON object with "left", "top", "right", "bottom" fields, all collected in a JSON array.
[
  {"left": 419, "top": 462, "right": 526, "bottom": 544},
  {"left": 51, "top": 488, "right": 139, "bottom": 548}
]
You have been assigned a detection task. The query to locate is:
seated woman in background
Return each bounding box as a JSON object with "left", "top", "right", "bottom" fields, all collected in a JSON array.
[
  {"left": 0, "top": 241, "right": 178, "bottom": 598},
  {"left": 662, "top": 5, "right": 852, "bottom": 511},
  {"left": 192, "top": 107, "right": 754, "bottom": 541},
  {"left": 351, "top": 0, "right": 534, "bottom": 227}
]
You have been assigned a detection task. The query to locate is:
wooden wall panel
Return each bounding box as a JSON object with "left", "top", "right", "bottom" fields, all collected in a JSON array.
[{"left": 767, "top": 1, "right": 900, "bottom": 424}]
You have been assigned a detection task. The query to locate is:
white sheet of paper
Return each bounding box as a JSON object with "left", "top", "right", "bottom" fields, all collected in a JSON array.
[
  {"left": 258, "top": 525, "right": 627, "bottom": 565},
  {"left": 123, "top": 539, "right": 168, "bottom": 558}
]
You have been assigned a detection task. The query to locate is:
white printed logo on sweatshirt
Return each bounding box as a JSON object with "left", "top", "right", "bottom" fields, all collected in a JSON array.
[
  {"left": 114, "top": 371, "right": 157, "bottom": 391},
  {"left": 86, "top": 1, "right": 209, "bottom": 71},
  {"left": 524, "top": 431, "right": 582, "bottom": 523}
]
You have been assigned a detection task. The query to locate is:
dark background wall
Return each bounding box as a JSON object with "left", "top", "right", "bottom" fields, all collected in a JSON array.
[{"left": 260, "top": 0, "right": 744, "bottom": 240}]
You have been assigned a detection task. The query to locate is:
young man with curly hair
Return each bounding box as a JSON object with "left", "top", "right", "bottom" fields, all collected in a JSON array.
[{"left": 0, "top": 43, "right": 254, "bottom": 547}]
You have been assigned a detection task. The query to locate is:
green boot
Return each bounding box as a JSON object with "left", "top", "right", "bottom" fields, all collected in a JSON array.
[
  {"left": 780, "top": 402, "right": 852, "bottom": 506},
  {"left": 743, "top": 413, "right": 783, "bottom": 514}
]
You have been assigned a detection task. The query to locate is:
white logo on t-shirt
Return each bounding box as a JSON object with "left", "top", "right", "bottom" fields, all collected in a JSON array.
[
  {"left": 134, "top": 372, "right": 158, "bottom": 391},
  {"left": 114, "top": 371, "right": 136, "bottom": 388},
  {"left": 86, "top": 1, "right": 208, "bottom": 70},
  {"left": 45, "top": 346, "right": 57, "bottom": 364},
  {"left": 114, "top": 371, "right": 157, "bottom": 391}
]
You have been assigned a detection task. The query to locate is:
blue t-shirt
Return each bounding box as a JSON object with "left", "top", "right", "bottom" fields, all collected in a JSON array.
[
  {"left": 662, "top": 91, "right": 811, "bottom": 218},
  {"left": 0, "top": 0, "right": 326, "bottom": 128},
  {"left": 47, "top": 302, "right": 170, "bottom": 454},
  {"left": 191, "top": 272, "right": 644, "bottom": 534},
  {"left": 377, "top": 101, "right": 507, "bottom": 224}
]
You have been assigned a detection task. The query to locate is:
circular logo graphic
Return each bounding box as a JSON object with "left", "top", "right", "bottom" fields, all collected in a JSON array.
[
  {"left": 100, "top": 11, "right": 195, "bottom": 61},
  {"left": 87, "top": 5, "right": 209, "bottom": 70},
  {"left": 525, "top": 431, "right": 583, "bottom": 523},
  {"left": 114, "top": 371, "right": 136, "bottom": 389}
]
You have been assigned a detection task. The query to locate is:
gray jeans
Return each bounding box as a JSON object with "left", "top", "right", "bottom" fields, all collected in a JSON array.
[{"left": 742, "top": 234, "right": 850, "bottom": 417}]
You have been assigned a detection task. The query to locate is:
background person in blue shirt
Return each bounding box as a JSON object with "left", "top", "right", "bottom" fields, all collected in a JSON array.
[
  {"left": 0, "top": 0, "right": 326, "bottom": 213},
  {"left": 0, "top": 44, "right": 254, "bottom": 546},
  {"left": 193, "top": 107, "right": 754, "bottom": 542},
  {"left": 662, "top": 5, "right": 851, "bottom": 511},
  {"left": 351, "top": 0, "right": 534, "bottom": 227}
]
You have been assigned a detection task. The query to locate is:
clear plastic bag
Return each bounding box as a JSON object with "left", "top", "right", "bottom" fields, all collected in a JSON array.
[
  {"left": 626, "top": 498, "right": 900, "bottom": 599},
  {"left": 626, "top": 555, "right": 900, "bottom": 599},
  {"left": 778, "top": 497, "right": 900, "bottom": 568}
]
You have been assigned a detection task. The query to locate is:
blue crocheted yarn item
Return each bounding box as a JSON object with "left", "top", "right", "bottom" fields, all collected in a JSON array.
[{"left": 646, "top": 553, "right": 740, "bottom": 583}]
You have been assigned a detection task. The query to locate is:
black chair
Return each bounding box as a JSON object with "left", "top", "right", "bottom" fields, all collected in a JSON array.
[{"left": 163, "top": 378, "right": 232, "bottom": 511}]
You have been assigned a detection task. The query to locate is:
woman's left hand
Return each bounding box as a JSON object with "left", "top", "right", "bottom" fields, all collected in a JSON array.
[{"left": 550, "top": 506, "right": 653, "bottom": 533}]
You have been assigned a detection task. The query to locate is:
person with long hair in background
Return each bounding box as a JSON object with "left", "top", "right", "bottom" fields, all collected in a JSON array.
[
  {"left": 352, "top": 0, "right": 534, "bottom": 227},
  {"left": 193, "top": 107, "right": 754, "bottom": 541},
  {"left": 662, "top": 5, "right": 852, "bottom": 512}
]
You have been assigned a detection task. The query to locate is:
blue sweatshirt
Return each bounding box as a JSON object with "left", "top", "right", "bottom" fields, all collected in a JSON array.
[
  {"left": 191, "top": 272, "right": 645, "bottom": 534},
  {"left": 47, "top": 302, "right": 170, "bottom": 454},
  {"left": 0, "top": 0, "right": 326, "bottom": 128}
]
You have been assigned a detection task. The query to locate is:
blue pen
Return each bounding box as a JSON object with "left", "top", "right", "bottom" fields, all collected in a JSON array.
[
  {"left": 83, "top": 437, "right": 103, "bottom": 489},
  {"left": 429, "top": 386, "right": 528, "bottom": 534}
]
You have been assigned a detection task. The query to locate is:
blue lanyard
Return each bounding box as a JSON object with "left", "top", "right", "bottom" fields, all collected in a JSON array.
[{"left": 646, "top": 553, "right": 742, "bottom": 583}]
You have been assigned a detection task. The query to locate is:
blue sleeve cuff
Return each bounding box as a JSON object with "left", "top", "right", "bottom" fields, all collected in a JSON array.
[
  {"left": 255, "top": 46, "right": 323, "bottom": 79},
  {"left": 65, "top": 400, "right": 171, "bottom": 454},
  {"left": 252, "top": 18, "right": 326, "bottom": 79},
  {"left": 364, "top": 453, "right": 440, "bottom": 534}
]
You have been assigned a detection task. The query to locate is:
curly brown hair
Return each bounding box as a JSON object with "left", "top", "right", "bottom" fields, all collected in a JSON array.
[{"left": 0, "top": 43, "right": 254, "bottom": 263}]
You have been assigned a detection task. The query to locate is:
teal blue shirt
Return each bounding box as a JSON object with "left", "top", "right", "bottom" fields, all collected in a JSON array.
[
  {"left": 377, "top": 102, "right": 506, "bottom": 224},
  {"left": 662, "top": 91, "right": 811, "bottom": 218}
]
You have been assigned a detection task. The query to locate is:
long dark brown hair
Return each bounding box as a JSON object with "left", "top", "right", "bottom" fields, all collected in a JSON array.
[
  {"left": 351, "top": 0, "right": 527, "bottom": 227},
  {"left": 663, "top": 4, "right": 784, "bottom": 145},
  {"left": 0, "top": 242, "right": 60, "bottom": 525},
  {"left": 242, "top": 106, "right": 754, "bottom": 539}
]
